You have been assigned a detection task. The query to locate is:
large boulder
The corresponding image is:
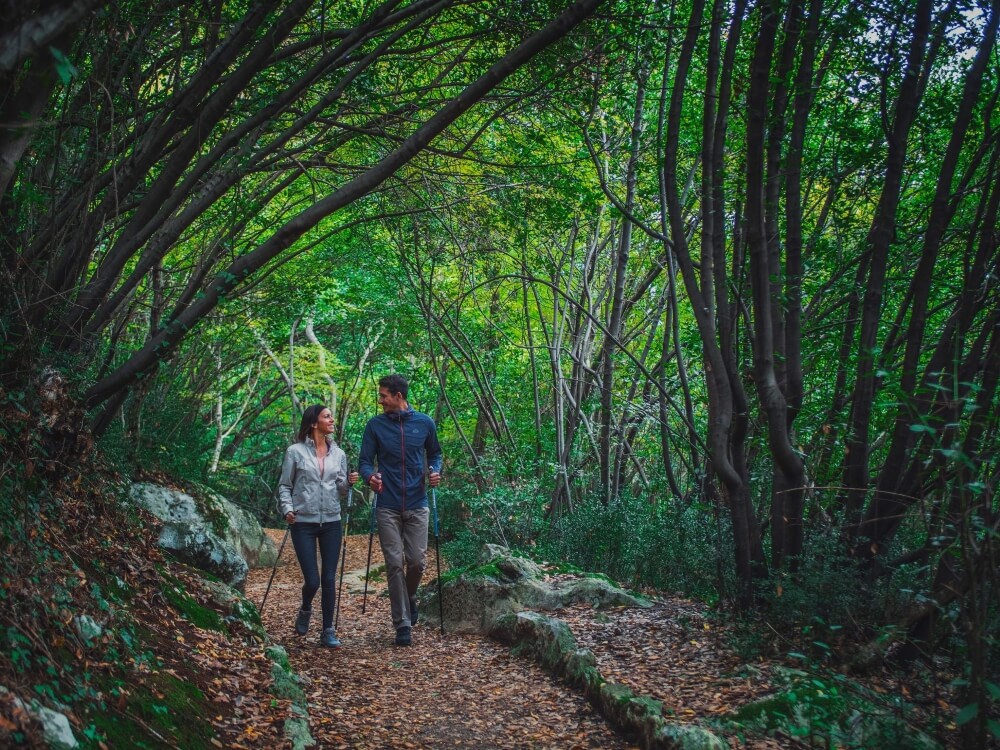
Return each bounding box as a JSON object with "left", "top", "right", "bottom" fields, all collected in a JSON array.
[
  {"left": 420, "top": 544, "right": 650, "bottom": 634},
  {"left": 192, "top": 483, "right": 280, "bottom": 569},
  {"left": 129, "top": 482, "right": 277, "bottom": 591}
]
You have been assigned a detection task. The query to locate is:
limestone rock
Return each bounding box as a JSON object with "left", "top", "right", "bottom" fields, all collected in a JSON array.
[
  {"left": 194, "top": 484, "right": 279, "bottom": 568},
  {"left": 157, "top": 521, "right": 249, "bottom": 591},
  {"left": 0, "top": 687, "right": 78, "bottom": 749},
  {"left": 421, "top": 544, "right": 650, "bottom": 634},
  {"left": 35, "top": 704, "right": 78, "bottom": 750},
  {"left": 72, "top": 614, "right": 103, "bottom": 646},
  {"left": 266, "top": 646, "right": 315, "bottom": 749},
  {"left": 129, "top": 482, "right": 278, "bottom": 590},
  {"left": 492, "top": 610, "right": 725, "bottom": 750}
]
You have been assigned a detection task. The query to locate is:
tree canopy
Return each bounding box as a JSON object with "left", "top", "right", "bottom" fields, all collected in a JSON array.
[{"left": 3, "top": 1, "right": 999, "bottom": 745}]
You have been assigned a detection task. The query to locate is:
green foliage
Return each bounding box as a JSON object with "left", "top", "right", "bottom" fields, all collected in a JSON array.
[
  {"left": 83, "top": 672, "right": 214, "bottom": 749},
  {"left": 438, "top": 479, "right": 548, "bottom": 569},
  {"left": 541, "top": 493, "right": 728, "bottom": 603},
  {"left": 724, "top": 667, "right": 939, "bottom": 750},
  {"left": 97, "top": 389, "right": 215, "bottom": 480},
  {"left": 2, "top": 3, "right": 995, "bottom": 746}
]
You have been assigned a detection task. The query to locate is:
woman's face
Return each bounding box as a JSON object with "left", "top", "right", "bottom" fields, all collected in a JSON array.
[{"left": 313, "top": 408, "right": 335, "bottom": 435}]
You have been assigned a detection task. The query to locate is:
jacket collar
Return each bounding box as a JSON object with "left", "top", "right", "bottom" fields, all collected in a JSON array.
[{"left": 386, "top": 408, "right": 414, "bottom": 422}]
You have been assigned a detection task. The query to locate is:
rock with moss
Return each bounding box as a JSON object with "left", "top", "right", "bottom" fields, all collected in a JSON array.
[
  {"left": 200, "top": 578, "right": 267, "bottom": 641},
  {"left": 266, "top": 645, "right": 315, "bottom": 749},
  {"left": 158, "top": 521, "right": 248, "bottom": 591},
  {"left": 491, "top": 610, "right": 581, "bottom": 672},
  {"left": 190, "top": 483, "right": 279, "bottom": 568},
  {"left": 421, "top": 544, "right": 650, "bottom": 634},
  {"left": 492, "top": 611, "right": 725, "bottom": 750},
  {"left": 130, "top": 482, "right": 277, "bottom": 590},
  {"left": 653, "top": 724, "right": 728, "bottom": 750}
]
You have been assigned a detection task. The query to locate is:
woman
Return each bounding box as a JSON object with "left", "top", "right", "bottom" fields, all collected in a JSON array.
[{"left": 278, "top": 404, "right": 358, "bottom": 647}]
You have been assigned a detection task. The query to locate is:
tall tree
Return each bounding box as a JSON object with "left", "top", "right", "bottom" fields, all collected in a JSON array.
[{"left": 2, "top": 0, "right": 607, "bottom": 429}]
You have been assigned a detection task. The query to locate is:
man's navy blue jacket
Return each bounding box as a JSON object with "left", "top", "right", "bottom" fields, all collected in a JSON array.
[{"left": 359, "top": 408, "right": 443, "bottom": 512}]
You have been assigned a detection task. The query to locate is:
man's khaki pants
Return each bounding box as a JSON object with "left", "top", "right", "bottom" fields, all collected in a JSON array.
[{"left": 376, "top": 507, "right": 428, "bottom": 630}]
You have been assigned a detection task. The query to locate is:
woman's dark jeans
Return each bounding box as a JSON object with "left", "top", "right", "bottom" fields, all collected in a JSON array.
[{"left": 289, "top": 520, "right": 342, "bottom": 630}]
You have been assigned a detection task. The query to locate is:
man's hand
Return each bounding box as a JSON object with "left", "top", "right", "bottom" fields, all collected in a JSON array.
[
  {"left": 369, "top": 472, "right": 383, "bottom": 493},
  {"left": 429, "top": 470, "right": 441, "bottom": 487}
]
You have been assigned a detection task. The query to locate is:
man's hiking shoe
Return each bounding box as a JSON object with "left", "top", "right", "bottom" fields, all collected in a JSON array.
[
  {"left": 395, "top": 626, "right": 412, "bottom": 646},
  {"left": 320, "top": 628, "right": 341, "bottom": 648},
  {"left": 294, "top": 607, "right": 312, "bottom": 635},
  {"left": 409, "top": 597, "right": 418, "bottom": 626}
]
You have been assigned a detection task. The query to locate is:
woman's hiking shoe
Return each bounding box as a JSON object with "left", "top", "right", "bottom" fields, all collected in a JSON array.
[
  {"left": 294, "top": 607, "right": 312, "bottom": 635},
  {"left": 394, "top": 626, "right": 412, "bottom": 646},
  {"left": 409, "top": 597, "right": 418, "bottom": 626},
  {"left": 320, "top": 628, "right": 341, "bottom": 648}
]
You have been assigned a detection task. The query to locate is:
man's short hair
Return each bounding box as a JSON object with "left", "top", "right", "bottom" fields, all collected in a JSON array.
[{"left": 379, "top": 373, "right": 409, "bottom": 399}]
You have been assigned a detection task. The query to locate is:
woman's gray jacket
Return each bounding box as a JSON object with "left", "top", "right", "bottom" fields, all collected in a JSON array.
[{"left": 277, "top": 438, "right": 349, "bottom": 523}]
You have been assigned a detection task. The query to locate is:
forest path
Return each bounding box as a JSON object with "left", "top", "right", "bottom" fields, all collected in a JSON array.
[{"left": 245, "top": 529, "right": 634, "bottom": 749}]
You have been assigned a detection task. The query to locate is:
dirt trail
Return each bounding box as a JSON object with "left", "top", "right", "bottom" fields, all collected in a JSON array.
[{"left": 245, "top": 529, "right": 634, "bottom": 749}]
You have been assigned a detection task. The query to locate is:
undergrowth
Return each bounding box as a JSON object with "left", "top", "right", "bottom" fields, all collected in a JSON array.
[{"left": 0, "top": 377, "right": 283, "bottom": 748}]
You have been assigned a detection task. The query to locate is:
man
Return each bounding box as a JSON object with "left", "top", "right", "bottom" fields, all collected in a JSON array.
[{"left": 359, "top": 374, "right": 442, "bottom": 646}]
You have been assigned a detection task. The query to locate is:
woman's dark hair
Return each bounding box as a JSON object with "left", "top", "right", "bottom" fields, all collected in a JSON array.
[
  {"left": 298, "top": 404, "right": 328, "bottom": 443},
  {"left": 378, "top": 373, "right": 409, "bottom": 399}
]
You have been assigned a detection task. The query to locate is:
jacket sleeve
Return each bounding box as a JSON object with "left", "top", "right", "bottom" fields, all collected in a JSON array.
[
  {"left": 426, "top": 418, "right": 443, "bottom": 474},
  {"left": 359, "top": 421, "right": 377, "bottom": 484},
  {"left": 277, "top": 446, "right": 296, "bottom": 517},
  {"left": 335, "top": 448, "right": 350, "bottom": 498}
]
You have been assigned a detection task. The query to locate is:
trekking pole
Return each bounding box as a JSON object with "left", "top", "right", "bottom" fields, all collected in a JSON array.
[
  {"left": 431, "top": 487, "right": 444, "bottom": 634},
  {"left": 258, "top": 527, "right": 290, "bottom": 617},
  {"left": 362, "top": 483, "right": 379, "bottom": 614},
  {"left": 334, "top": 484, "right": 360, "bottom": 630}
]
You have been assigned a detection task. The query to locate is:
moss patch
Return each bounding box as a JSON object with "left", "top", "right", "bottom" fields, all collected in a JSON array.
[
  {"left": 440, "top": 561, "right": 504, "bottom": 585},
  {"left": 158, "top": 570, "right": 225, "bottom": 632},
  {"left": 187, "top": 484, "right": 230, "bottom": 539},
  {"left": 85, "top": 672, "right": 213, "bottom": 749}
]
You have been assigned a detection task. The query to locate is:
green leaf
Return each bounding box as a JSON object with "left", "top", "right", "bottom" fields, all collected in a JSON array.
[
  {"left": 49, "top": 47, "right": 78, "bottom": 84},
  {"left": 955, "top": 703, "right": 978, "bottom": 726},
  {"left": 985, "top": 681, "right": 1000, "bottom": 700}
]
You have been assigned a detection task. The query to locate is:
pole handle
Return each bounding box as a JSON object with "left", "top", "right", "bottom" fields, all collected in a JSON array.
[{"left": 431, "top": 487, "right": 440, "bottom": 536}]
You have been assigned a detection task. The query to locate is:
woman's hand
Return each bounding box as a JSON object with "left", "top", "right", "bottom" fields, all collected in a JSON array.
[
  {"left": 348, "top": 470, "right": 359, "bottom": 485},
  {"left": 284, "top": 511, "right": 296, "bottom": 524}
]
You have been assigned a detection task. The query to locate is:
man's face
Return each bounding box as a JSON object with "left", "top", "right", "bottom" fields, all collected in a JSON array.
[{"left": 378, "top": 387, "right": 405, "bottom": 414}]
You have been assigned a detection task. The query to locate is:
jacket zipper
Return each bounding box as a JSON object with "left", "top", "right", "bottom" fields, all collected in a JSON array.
[
  {"left": 314, "top": 440, "right": 325, "bottom": 525},
  {"left": 399, "top": 419, "right": 406, "bottom": 511}
]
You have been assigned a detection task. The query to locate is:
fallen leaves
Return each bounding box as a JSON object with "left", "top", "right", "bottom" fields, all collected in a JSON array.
[{"left": 246, "top": 533, "right": 637, "bottom": 749}]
